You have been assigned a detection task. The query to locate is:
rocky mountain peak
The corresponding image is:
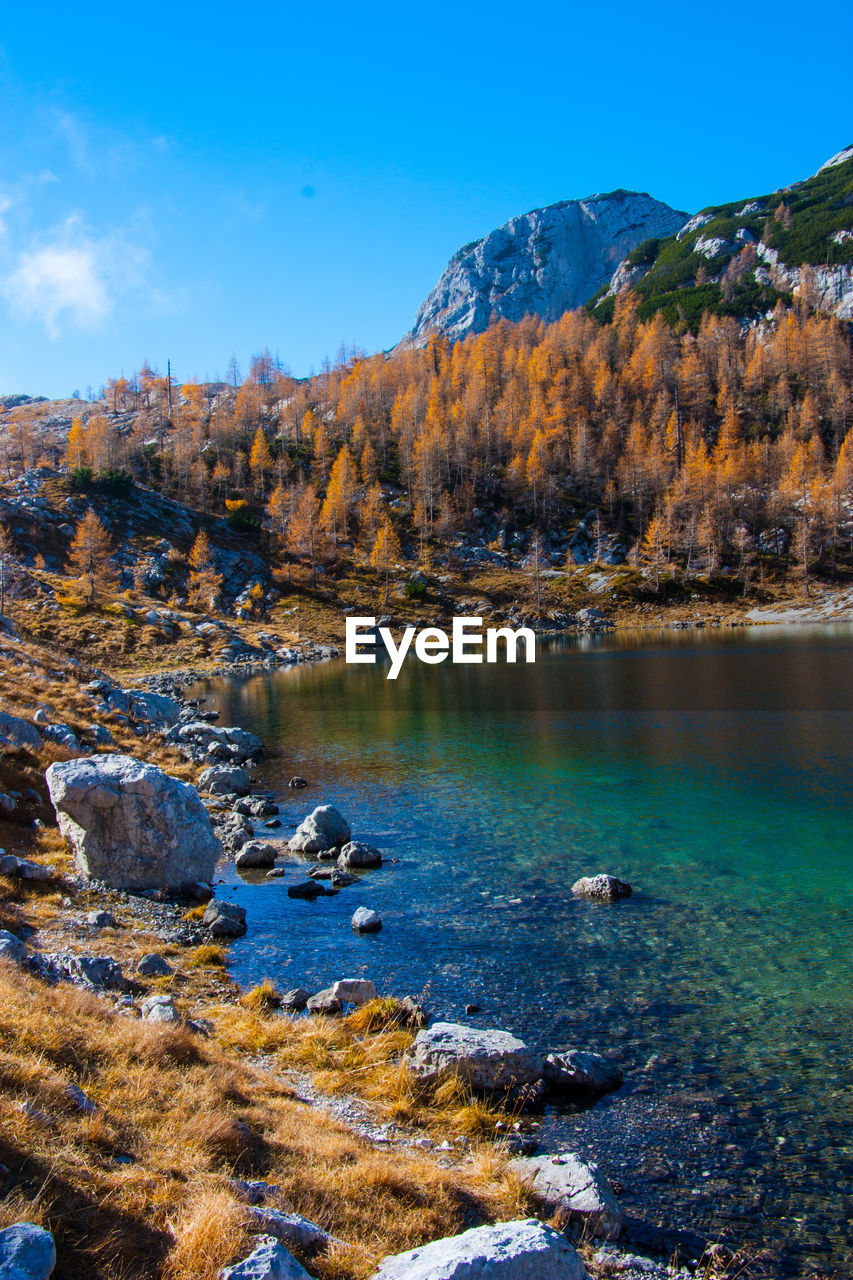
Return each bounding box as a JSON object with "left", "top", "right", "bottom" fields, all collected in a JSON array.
[{"left": 403, "top": 190, "right": 689, "bottom": 345}]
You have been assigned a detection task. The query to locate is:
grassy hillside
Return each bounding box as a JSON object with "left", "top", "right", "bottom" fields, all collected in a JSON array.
[{"left": 589, "top": 149, "right": 853, "bottom": 327}]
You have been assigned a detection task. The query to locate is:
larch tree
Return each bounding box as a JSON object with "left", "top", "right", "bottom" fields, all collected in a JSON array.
[
  {"left": 250, "top": 427, "right": 273, "bottom": 495},
  {"left": 187, "top": 529, "right": 222, "bottom": 610},
  {"left": 370, "top": 516, "right": 401, "bottom": 606},
  {"left": 320, "top": 444, "right": 357, "bottom": 541},
  {"left": 286, "top": 485, "right": 321, "bottom": 585},
  {"left": 69, "top": 509, "right": 116, "bottom": 604}
]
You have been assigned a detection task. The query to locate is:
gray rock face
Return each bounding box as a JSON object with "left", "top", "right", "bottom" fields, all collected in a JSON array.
[
  {"left": 198, "top": 765, "right": 251, "bottom": 797},
  {"left": 543, "top": 1051, "right": 622, "bottom": 1095},
  {"left": 405, "top": 191, "right": 688, "bottom": 345},
  {"left": 219, "top": 1234, "right": 310, "bottom": 1280},
  {"left": 46, "top": 755, "right": 219, "bottom": 891},
  {"left": 373, "top": 1218, "right": 588, "bottom": 1280},
  {"left": 351, "top": 906, "right": 382, "bottom": 933},
  {"left": 0, "top": 930, "right": 28, "bottom": 964},
  {"left": 571, "top": 875, "right": 632, "bottom": 901},
  {"left": 510, "top": 1152, "right": 623, "bottom": 1239},
  {"left": 0, "top": 710, "right": 42, "bottom": 750},
  {"left": 406, "top": 1023, "right": 544, "bottom": 1090},
  {"left": 288, "top": 805, "right": 351, "bottom": 854},
  {"left": 203, "top": 898, "right": 247, "bottom": 936},
  {"left": 0, "top": 1222, "right": 57, "bottom": 1280},
  {"left": 337, "top": 840, "right": 382, "bottom": 868}
]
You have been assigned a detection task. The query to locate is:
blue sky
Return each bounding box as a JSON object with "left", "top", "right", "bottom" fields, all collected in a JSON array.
[{"left": 0, "top": 0, "right": 850, "bottom": 398}]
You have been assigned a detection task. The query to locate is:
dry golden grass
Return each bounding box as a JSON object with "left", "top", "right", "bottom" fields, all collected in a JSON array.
[{"left": 0, "top": 963, "right": 533, "bottom": 1280}]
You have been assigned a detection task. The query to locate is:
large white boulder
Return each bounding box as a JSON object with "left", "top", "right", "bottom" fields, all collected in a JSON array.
[
  {"left": 288, "top": 805, "right": 350, "bottom": 854},
  {"left": 45, "top": 754, "right": 219, "bottom": 890},
  {"left": 373, "top": 1219, "right": 588, "bottom": 1279},
  {"left": 405, "top": 1023, "right": 544, "bottom": 1090},
  {"left": 510, "top": 1152, "right": 623, "bottom": 1240}
]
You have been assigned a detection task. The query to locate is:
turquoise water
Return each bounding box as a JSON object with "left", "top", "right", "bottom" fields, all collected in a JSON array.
[{"left": 195, "top": 625, "right": 853, "bottom": 1275}]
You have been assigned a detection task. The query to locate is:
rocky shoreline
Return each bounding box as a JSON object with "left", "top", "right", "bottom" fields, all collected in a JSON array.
[
  {"left": 144, "top": 665, "right": 740, "bottom": 1276},
  {"left": 0, "top": 639, "right": 748, "bottom": 1280}
]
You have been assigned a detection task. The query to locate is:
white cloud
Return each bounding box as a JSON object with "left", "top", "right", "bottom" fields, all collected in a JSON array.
[
  {"left": 1, "top": 216, "right": 153, "bottom": 338},
  {"left": 3, "top": 241, "right": 109, "bottom": 336}
]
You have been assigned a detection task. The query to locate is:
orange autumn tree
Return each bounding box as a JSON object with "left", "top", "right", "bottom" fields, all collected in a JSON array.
[
  {"left": 68, "top": 510, "right": 116, "bottom": 604},
  {"left": 187, "top": 529, "right": 222, "bottom": 609}
]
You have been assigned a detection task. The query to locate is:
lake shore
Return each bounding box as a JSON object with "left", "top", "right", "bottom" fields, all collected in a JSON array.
[{"left": 0, "top": 621, "right": 754, "bottom": 1280}]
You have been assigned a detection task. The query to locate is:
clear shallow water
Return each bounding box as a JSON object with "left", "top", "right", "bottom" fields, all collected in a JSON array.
[{"left": 194, "top": 626, "right": 853, "bottom": 1276}]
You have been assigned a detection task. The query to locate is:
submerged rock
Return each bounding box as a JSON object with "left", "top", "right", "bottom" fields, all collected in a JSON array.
[
  {"left": 373, "top": 1218, "right": 588, "bottom": 1279},
  {"left": 45, "top": 755, "right": 219, "bottom": 891},
  {"left": 510, "top": 1152, "right": 623, "bottom": 1239},
  {"left": 544, "top": 1050, "right": 622, "bottom": 1096},
  {"left": 288, "top": 805, "right": 350, "bottom": 855},
  {"left": 571, "top": 874, "right": 632, "bottom": 901},
  {"left": 405, "top": 1023, "right": 543, "bottom": 1090}
]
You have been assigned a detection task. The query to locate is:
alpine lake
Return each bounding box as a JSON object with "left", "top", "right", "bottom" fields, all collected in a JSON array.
[{"left": 191, "top": 622, "right": 853, "bottom": 1277}]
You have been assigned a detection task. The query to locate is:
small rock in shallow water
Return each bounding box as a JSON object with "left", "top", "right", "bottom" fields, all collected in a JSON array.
[
  {"left": 288, "top": 805, "right": 350, "bottom": 854},
  {"left": 331, "top": 978, "right": 377, "bottom": 1005},
  {"left": 571, "top": 874, "right": 632, "bottom": 901},
  {"left": 203, "top": 899, "right": 247, "bottom": 936},
  {"left": 351, "top": 906, "right": 382, "bottom": 933},
  {"left": 279, "top": 988, "right": 310, "bottom": 1012},
  {"left": 544, "top": 1050, "right": 623, "bottom": 1096},
  {"left": 337, "top": 840, "right": 382, "bottom": 869},
  {"left": 510, "top": 1151, "right": 623, "bottom": 1239},
  {"left": 306, "top": 987, "right": 344, "bottom": 1015},
  {"left": 288, "top": 776, "right": 308, "bottom": 789}
]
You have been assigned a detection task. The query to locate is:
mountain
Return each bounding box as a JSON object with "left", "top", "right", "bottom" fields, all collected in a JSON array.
[
  {"left": 403, "top": 190, "right": 689, "bottom": 345},
  {"left": 589, "top": 146, "right": 853, "bottom": 327}
]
